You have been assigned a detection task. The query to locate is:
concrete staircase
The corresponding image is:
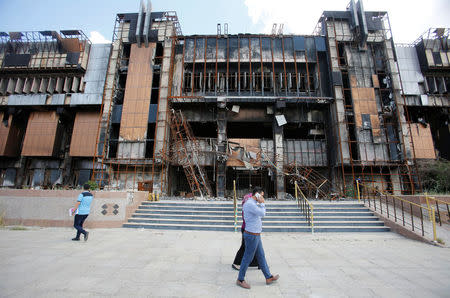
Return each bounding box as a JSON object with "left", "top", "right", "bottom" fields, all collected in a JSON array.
[{"left": 123, "top": 200, "right": 390, "bottom": 232}]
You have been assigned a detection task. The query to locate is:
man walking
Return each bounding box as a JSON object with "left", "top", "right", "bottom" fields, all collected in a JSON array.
[
  {"left": 71, "top": 183, "right": 93, "bottom": 241},
  {"left": 236, "top": 187, "right": 279, "bottom": 289}
]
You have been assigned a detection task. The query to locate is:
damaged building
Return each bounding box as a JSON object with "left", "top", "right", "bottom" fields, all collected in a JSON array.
[{"left": 0, "top": 0, "right": 448, "bottom": 199}]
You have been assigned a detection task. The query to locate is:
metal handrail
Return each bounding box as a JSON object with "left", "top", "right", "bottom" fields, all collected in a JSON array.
[
  {"left": 425, "top": 194, "right": 450, "bottom": 226},
  {"left": 358, "top": 182, "right": 437, "bottom": 241},
  {"left": 233, "top": 180, "right": 238, "bottom": 232},
  {"left": 295, "top": 181, "right": 314, "bottom": 233}
]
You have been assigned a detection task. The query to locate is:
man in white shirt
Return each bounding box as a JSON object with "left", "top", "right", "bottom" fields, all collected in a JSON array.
[{"left": 236, "top": 187, "right": 279, "bottom": 289}]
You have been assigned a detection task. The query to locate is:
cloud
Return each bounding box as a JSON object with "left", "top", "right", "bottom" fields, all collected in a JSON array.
[
  {"left": 89, "top": 31, "right": 111, "bottom": 44},
  {"left": 244, "top": 0, "right": 450, "bottom": 43},
  {"left": 244, "top": 0, "right": 341, "bottom": 35}
]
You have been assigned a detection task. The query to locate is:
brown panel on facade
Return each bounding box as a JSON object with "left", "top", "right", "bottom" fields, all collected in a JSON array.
[
  {"left": 70, "top": 111, "right": 101, "bottom": 157},
  {"left": 351, "top": 87, "right": 379, "bottom": 130},
  {"left": 227, "top": 139, "right": 261, "bottom": 167},
  {"left": 119, "top": 43, "right": 154, "bottom": 141},
  {"left": 410, "top": 123, "right": 436, "bottom": 159},
  {"left": 372, "top": 74, "right": 380, "bottom": 88},
  {"left": 21, "top": 111, "right": 59, "bottom": 156},
  {"left": 61, "top": 38, "right": 81, "bottom": 52},
  {"left": 350, "top": 75, "right": 357, "bottom": 87},
  {"left": 371, "top": 115, "right": 381, "bottom": 137},
  {"left": 0, "top": 113, "right": 22, "bottom": 156}
]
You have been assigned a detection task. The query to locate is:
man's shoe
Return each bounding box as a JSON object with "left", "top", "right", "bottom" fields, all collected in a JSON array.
[
  {"left": 236, "top": 280, "right": 251, "bottom": 289},
  {"left": 266, "top": 274, "right": 280, "bottom": 285},
  {"left": 232, "top": 264, "right": 240, "bottom": 271},
  {"left": 72, "top": 238, "right": 80, "bottom": 241},
  {"left": 84, "top": 232, "right": 89, "bottom": 242}
]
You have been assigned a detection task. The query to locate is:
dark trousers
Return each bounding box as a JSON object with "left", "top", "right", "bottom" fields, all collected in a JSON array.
[
  {"left": 74, "top": 214, "right": 89, "bottom": 239},
  {"left": 233, "top": 229, "right": 259, "bottom": 267}
]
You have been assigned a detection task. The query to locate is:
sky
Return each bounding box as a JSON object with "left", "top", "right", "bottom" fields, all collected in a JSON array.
[{"left": 0, "top": 0, "right": 449, "bottom": 44}]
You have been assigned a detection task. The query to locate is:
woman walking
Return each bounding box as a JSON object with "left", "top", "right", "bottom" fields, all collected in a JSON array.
[{"left": 232, "top": 192, "right": 259, "bottom": 270}]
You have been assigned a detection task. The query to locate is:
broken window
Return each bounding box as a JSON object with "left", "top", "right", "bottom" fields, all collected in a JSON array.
[
  {"left": 240, "top": 71, "right": 250, "bottom": 92},
  {"left": 263, "top": 72, "right": 272, "bottom": 92},
  {"left": 183, "top": 72, "right": 192, "bottom": 92},
  {"left": 432, "top": 52, "right": 442, "bottom": 65},
  {"left": 193, "top": 72, "right": 202, "bottom": 92},
  {"left": 229, "top": 72, "right": 238, "bottom": 92},
  {"left": 205, "top": 72, "right": 215, "bottom": 93}
]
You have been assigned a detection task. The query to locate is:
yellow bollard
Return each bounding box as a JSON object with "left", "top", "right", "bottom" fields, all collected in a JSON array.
[
  {"left": 233, "top": 180, "right": 237, "bottom": 232},
  {"left": 148, "top": 193, "right": 153, "bottom": 201},
  {"left": 156, "top": 193, "right": 160, "bottom": 201}
]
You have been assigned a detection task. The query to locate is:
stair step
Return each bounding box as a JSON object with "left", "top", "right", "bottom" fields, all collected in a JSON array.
[
  {"left": 313, "top": 212, "right": 375, "bottom": 216},
  {"left": 139, "top": 206, "right": 302, "bottom": 212},
  {"left": 128, "top": 217, "right": 385, "bottom": 227},
  {"left": 123, "top": 222, "right": 390, "bottom": 232},
  {"left": 132, "top": 213, "right": 303, "bottom": 221},
  {"left": 311, "top": 203, "right": 365, "bottom": 207},
  {"left": 132, "top": 213, "right": 380, "bottom": 222},
  {"left": 128, "top": 218, "right": 308, "bottom": 226},
  {"left": 142, "top": 202, "right": 300, "bottom": 208},
  {"left": 136, "top": 209, "right": 306, "bottom": 216},
  {"left": 139, "top": 205, "right": 370, "bottom": 213}
]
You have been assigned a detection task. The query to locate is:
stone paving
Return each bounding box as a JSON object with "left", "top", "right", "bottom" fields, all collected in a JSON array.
[{"left": 0, "top": 227, "right": 449, "bottom": 297}]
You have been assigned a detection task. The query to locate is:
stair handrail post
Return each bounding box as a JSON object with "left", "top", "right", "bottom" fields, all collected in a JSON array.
[
  {"left": 425, "top": 192, "right": 432, "bottom": 220},
  {"left": 431, "top": 206, "right": 437, "bottom": 242},
  {"left": 356, "top": 179, "right": 361, "bottom": 203},
  {"left": 294, "top": 181, "right": 298, "bottom": 206},
  {"left": 233, "top": 180, "right": 237, "bottom": 233}
]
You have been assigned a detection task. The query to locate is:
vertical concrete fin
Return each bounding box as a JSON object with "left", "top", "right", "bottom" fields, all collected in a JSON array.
[
  {"left": 143, "top": 0, "right": 152, "bottom": 47},
  {"left": 136, "top": 0, "right": 145, "bottom": 47}
]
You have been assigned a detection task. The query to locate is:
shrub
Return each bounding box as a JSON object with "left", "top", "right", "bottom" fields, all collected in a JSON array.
[
  {"left": 417, "top": 159, "right": 450, "bottom": 194},
  {"left": 86, "top": 180, "right": 99, "bottom": 190}
]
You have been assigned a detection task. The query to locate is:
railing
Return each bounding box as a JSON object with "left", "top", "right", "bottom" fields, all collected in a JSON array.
[
  {"left": 233, "top": 180, "right": 238, "bottom": 232},
  {"left": 294, "top": 181, "right": 314, "bottom": 233},
  {"left": 425, "top": 194, "right": 450, "bottom": 226},
  {"left": 357, "top": 183, "right": 437, "bottom": 241}
]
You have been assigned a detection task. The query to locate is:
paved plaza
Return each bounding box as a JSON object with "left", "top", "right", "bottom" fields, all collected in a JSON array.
[{"left": 0, "top": 227, "right": 449, "bottom": 297}]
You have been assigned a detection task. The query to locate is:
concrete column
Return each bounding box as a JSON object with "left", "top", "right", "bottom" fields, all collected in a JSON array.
[
  {"left": 14, "top": 157, "right": 27, "bottom": 188},
  {"left": 273, "top": 113, "right": 285, "bottom": 200},
  {"left": 216, "top": 103, "right": 227, "bottom": 198},
  {"left": 390, "top": 167, "right": 402, "bottom": 195},
  {"left": 326, "top": 22, "right": 350, "bottom": 165}
]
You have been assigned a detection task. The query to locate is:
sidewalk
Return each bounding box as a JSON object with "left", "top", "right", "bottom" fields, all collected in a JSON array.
[{"left": 0, "top": 227, "right": 449, "bottom": 297}]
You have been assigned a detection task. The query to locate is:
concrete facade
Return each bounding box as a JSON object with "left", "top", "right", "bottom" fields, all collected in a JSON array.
[{"left": 0, "top": 1, "right": 448, "bottom": 200}]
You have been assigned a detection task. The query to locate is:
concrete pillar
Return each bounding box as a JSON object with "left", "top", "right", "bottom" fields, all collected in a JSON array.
[
  {"left": 273, "top": 112, "right": 285, "bottom": 200},
  {"left": 216, "top": 103, "right": 227, "bottom": 198},
  {"left": 14, "top": 157, "right": 27, "bottom": 188},
  {"left": 390, "top": 167, "right": 402, "bottom": 195}
]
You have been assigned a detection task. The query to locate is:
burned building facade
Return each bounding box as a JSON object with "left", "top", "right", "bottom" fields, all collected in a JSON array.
[{"left": 0, "top": 1, "right": 448, "bottom": 198}]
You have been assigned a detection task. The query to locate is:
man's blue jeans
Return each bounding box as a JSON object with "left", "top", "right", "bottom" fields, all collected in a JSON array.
[{"left": 238, "top": 232, "right": 272, "bottom": 281}]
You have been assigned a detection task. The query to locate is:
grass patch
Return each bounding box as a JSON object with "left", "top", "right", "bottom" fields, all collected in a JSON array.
[
  {"left": 437, "top": 237, "right": 445, "bottom": 245},
  {"left": 9, "top": 226, "right": 28, "bottom": 231}
]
